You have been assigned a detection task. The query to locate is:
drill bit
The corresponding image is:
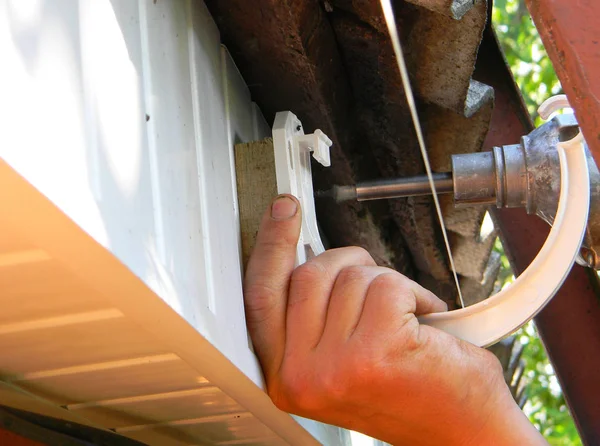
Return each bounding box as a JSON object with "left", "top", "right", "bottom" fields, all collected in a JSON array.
[
  {"left": 314, "top": 185, "right": 358, "bottom": 202},
  {"left": 316, "top": 172, "right": 453, "bottom": 203}
]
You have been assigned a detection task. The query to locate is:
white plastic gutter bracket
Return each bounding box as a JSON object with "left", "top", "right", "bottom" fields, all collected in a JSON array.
[
  {"left": 420, "top": 95, "right": 590, "bottom": 346},
  {"left": 272, "top": 111, "right": 332, "bottom": 266}
]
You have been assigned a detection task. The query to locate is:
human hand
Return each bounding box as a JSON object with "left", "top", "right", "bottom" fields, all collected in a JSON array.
[{"left": 244, "top": 195, "right": 546, "bottom": 445}]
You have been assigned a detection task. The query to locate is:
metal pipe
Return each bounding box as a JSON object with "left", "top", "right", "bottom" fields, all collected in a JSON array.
[
  {"left": 317, "top": 172, "right": 453, "bottom": 203},
  {"left": 356, "top": 172, "right": 453, "bottom": 201}
]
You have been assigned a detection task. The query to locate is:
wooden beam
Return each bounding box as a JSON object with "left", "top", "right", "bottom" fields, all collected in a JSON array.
[{"left": 235, "top": 138, "right": 278, "bottom": 271}]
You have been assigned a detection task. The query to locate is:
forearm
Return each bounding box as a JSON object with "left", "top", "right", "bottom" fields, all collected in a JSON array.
[
  {"left": 463, "top": 388, "right": 547, "bottom": 446},
  {"left": 371, "top": 394, "right": 546, "bottom": 446},
  {"left": 470, "top": 407, "right": 547, "bottom": 445},
  {"left": 368, "top": 353, "right": 548, "bottom": 446}
]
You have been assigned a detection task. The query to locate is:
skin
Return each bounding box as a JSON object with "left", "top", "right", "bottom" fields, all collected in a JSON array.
[{"left": 244, "top": 195, "right": 547, "bottom": 445}]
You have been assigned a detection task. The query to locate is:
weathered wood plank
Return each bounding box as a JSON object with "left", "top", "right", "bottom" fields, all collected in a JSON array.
[{"left": 235, "top": 138, "right": 278, "bottom": 271}]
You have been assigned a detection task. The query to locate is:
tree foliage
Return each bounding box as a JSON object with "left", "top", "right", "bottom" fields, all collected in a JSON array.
[
  {"left": 518, "top": 324, "right": 582, "bottom": 445},
  {"left": 492, "top": 0, "right": 562, "bottom": 125}
]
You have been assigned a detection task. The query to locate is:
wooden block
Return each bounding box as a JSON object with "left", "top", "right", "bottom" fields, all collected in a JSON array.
[{"left": 235, "top": 138, "right": 278, "bottom": 271}]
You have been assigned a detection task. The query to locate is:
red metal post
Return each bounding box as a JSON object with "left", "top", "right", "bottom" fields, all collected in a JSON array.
[
  {"left": 526, "top": 0, "right": 600, "bottom": 166},
  {"left": 475, "top": 29, "right": 600, "bottom": 445}
]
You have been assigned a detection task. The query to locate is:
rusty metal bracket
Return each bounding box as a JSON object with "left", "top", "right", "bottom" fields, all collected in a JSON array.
[{"left": 526, "top": 0, "right": 600, "bottom": 169}]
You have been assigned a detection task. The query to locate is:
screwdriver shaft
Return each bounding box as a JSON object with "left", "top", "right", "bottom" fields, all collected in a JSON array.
[
  {"left": 357, "top": 172, "right": 453, "bottom": 201},
  {"left": 320, "top": 172, "right": 453, "bottom": 202}
]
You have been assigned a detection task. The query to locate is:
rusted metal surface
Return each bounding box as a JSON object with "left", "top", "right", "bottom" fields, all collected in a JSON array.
[
  {"left": 475, "top": 28, "right": 600, "bottom": 445},
  {"left": 0, "top": 430, "right": 41, "bottom": 446},
  {"left": 527, "top": 0, "right": 600, "bottom": 270},
  {"left": 526, "top": 0, "right": 600, "bottom": 167}
]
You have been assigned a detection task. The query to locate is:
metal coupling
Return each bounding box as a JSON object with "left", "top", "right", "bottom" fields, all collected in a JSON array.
[
  {"left": 451, "top": 114, "right": 600, "bottom": 269},
  {"left": 451, "top": 144, "right": 528, "bottom": 209}
]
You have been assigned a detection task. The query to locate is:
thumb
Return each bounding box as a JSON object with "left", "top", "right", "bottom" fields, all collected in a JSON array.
[{"left": 244, "top": 194, "right": 302, "bottom": 374}]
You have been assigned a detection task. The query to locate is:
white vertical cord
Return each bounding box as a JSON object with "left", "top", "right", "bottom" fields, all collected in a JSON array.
[{"left": 380, "top": 0, "right": 465, "bottom": 308}]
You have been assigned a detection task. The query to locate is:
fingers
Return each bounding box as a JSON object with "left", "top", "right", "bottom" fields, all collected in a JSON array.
[
  {"left": 409, "top": 280, "right": 448, "bottom": 315},
  {"left": 320, "top": 266, "right": 392, "bottom": 344},
  {"left": 244, "top": 194, "right": 301, "bottom": 374},
  {"left": 244, "top": 191, "right": 446, "bottom": 379},
  {"left": 354, "top": 273, "right": 447, "bottom": 343},
  {"left": 286, "top": 247, "right": 376, "bottom": 352}
]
